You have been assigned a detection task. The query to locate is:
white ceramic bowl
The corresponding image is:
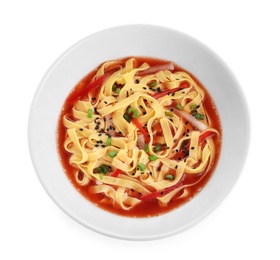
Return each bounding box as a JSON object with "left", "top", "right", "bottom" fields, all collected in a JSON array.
[{"left": 28, "top": 24, "right": 250, "bottom": 240}]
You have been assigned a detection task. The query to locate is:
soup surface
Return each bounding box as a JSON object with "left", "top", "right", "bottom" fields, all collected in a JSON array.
[{"left": 57, "top": 57, "right": 222, "bottom": 217}]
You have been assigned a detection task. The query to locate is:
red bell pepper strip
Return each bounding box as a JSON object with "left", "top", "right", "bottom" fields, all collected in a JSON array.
[
  {"left": 198, "top": 129, "right": 216, "bottom": 144},
  {"left": 136, "top": 62, "right": 174, "bottom": 76},
  {"left": 67, "top": 73, "right": 109, "bottom": 103},
  {"left": 140, "top": 177, "right": 184, "bottom": 200},
  {"left": 186, "top": 129, "right": 216, "bottom": 150},
  {"left": 131, "top": 117, "right": 150, "bottom": 142},
  {"left": 111, "top": 168, "right": 122, "bottom": 177},
  {"left": 152, "top": 82, "right": 190, "bottom": 99}
]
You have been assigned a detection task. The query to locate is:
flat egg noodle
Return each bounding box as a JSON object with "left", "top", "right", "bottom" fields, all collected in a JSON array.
[{"left": 62, "top": 58, "right": 220, "bottom": 210}]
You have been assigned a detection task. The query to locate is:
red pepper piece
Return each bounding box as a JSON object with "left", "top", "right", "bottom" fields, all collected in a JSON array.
[
  {"left": 111, "top": 168, "right": 122, "bottom": 177},
  {"left": 67, "top": 74, "right": 108, "bottom": 103},
  {"left": 140, "top": 177, "right": 184, "bottom": 200},
  {"left": 131, "top": 117, "right": 150, "bottom": 142},
  {"left": 152, "top": 82, "right": 190, "bottom": 99},
  {"left": 185, "top": 129, "right": 216, "bottom": 150}
]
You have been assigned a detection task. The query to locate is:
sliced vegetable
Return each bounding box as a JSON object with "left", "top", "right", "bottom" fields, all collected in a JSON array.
[
  {"left": 96, "top": 165, "right": 110, "bottom": 174},
  {"left": 185, "top": 129, "right": 217, "bottom": 150},
  {"left": 144, "top": 143, "right": 149, "bottom": 153},
  {"left": 176, "top": 103, "right": 183, "bottom": 110},
  {"left": 87, "top": 108, "right": 93, "bottom": 118},
  {"left": 106, "top": 137, "right": 112, "bottom": 146},
  {"left": 153, "top": 144, "right": 162, "bottom": 152},
  {"left": 138, "top": 163, "right": 146, "bottom": 171},
  {"left": 68, "top": 74, "right": 108, "bottom": 103},
  {"left": 133, "top": 109, "right": 139, "bottom": 118},
  {"left": 131, "top": 117, "right": 150, "bottom": 142},
  {"left": 140, "top": 176, "right": 184, "bottom": 200},
  {"left": 124, "top": 107, "right": 150, "bottom": 142},
  {"left": 149, "top": 154, "right": 158, "bottom": 161},
  {"left": 137, "top": 133, "right": 145, "bottom": 150},
  {"left": 165, "top": 111, "right": 174, "bottom": 117},
  {"left": 174, "top": 109, "right": 207, "bottom": 132},
  {"left": 192, "top": 111, "right": 205, "bottom": 120},
  {"left": 165, "top": 174, "right": 175, "bottom": 180},
  {"left": 148, "top": 81, "right": 158, "bottom": 88},
  {"left": 152, "top": 82, "right": 190, "bottom": 99},
  {"left": 111, "top": 168, "right": 122, "bottom": 177},
  {"left": 198, "top": 129, "right": 217, "bottom": 144},
  {"left": 108, "top": 150, "right": 118, "bottom": 158},
  {"left": 123, "top": 113, "right": 131, "bottom": 123},
  {"left": 136, "top": 62, "right": 174, "bottom": 76},
  {"left": 190, "top": 104, "right": 198, "bottom": 110},
  {"left": 127, "top": 107, "right": 134, "bottom": 114}
]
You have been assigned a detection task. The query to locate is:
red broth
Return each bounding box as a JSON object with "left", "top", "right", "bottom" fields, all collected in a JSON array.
[{"left": 57, "top": 57, "right": 222, "bottom": 218}]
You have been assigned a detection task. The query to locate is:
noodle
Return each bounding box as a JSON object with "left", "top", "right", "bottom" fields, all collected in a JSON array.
[{"left": 58, "top": 57, "right": 221, "bottom": 216}]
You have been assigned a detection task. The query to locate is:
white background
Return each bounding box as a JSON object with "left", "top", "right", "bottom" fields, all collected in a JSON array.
[{"left": 1, "top": 0, "right": 279, "bottom": 259}]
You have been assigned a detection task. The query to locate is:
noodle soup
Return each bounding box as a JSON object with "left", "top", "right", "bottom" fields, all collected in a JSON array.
[{"left": 57, "top": 57, "right": 222, "bottom": 217}]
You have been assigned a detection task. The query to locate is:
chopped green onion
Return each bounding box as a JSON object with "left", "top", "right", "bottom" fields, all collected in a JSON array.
[
  {"left": 96, "top": 165, "right": 110, "bottom": 174},
  {"left": 87, "top": 109, "right": 93, "bottom": 118},
  {"left": 127, "top": 107, "right": 134, "bottom": 114},
  {"left": 133, "top": 109, "right": 139, "bottom": 118},
  {"left": 153, "top": 144, "right": 162, "bottom": 152},
  {"left": 193, "top": 113, "right": 205, "bottom": 120},
  {"left": 165, "top": 174, "right": 175, "bottom": 180},
  {"left": 112, "top": 84, "right": 117, "bottom": 91},
  {"left": 149, "top": 154, "right": 158, "bottom": 161},
  {"left": 176, "top": 103, "right": 183, "bottom": 110},
  {"left": 144, "top": 144, "right": 149, "bottom": 153},
  {"left": 124, "top": 113, "right": 131, "bottom": 123},
  {"left": 165, "top": 111, "right": 174, "bottom": 117},
  {"left": 138, "top": 163, "right": 146, "bottom": 171},
  {"left": 106, "top": 137, "right": 112, "bottom": 146},
  {"left": 108, "top": 150, "right": 118, "bottom": 158},
  {"left": 149, "top": 81, "right": 158, "bottom": 88},
  {"left": 190, "top": 104, "right": 198, "bottom": 110},
  {"left": 100, "top": 173, "right": 104, "bottom": 180},
  {"left": 116, "top": 88, "right": 121, "bottom": 94}
]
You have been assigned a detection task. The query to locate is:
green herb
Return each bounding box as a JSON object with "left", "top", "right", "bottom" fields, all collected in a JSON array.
[
  {"left": 112, "top": 84, "right": 117, "bottom": 92},
  {"left": 138, "top": 163, "right": 146, "bottom": 171},
  {"left": 165, "top": 174, "right": 175, "bottom": 180},
  {"left": 193, "top": 113, "right": 205, "bottom": 120},
  {"left": 190, "top": 104, "right": 198, "bottom": 110},
  {"left": 127, "top": 107, "right": 134, "bottom": 114},
  {"left": 176, "top": 103, "right": 183, "bottom": 110},
  {"left": 133, "top": 109, "right": 139, "bottom": 118},
  {"left": 165, "top": 111, "right": 174, "bottom": 117},
  {"left": 100, "top": 173, "right": 104, "bottom": 180},
  {"left": 96, "top": 165, "right": 110, "bottom": 174},
  {"left": 87, "top": 109, "right": 93, "bottom": 118},
  {"left": 116, "top": 88, "right": 121, "bottom": 94},
  {"left": 144, "top": 144, "right": 149, "bottom": 153},
  {"left": 192, "top": 111, "right": 205, "bottom": 120},
  {"left": 106, "top": 137, "right": 112, "bottom": 146},
  {"left": 124, "top": 113, "right": 131, "bottom": 123},
  {"left": 149, "top": 154, "right": 158, "bottom": 161},
  {"left": 149, "top": 81, "right": 158, "bottom": 88},
  {"left": 108, "top": 150, "right": 118, "bottom": 158},
  {"left": 153, "top": 144, "right": 162, "bottom": 152}
]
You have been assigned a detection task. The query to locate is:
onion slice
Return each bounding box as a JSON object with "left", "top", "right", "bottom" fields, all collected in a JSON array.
[
  {"left": 136, "top": 62, "right": 174, "bottom": 76},
  {"left": 174, "top": 109, "right": 207, "bottom": 132},
  {"left": 137, "top": 132, "right": 145, "bottom": 150},
  {"left": 105, "top": 114, "right": 116, "bottom": 136}
]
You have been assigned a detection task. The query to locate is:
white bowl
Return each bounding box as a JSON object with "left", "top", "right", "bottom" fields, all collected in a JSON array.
[{"left": 28, "top": 24, "right": 250, "bottom": 240}]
